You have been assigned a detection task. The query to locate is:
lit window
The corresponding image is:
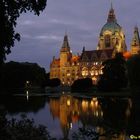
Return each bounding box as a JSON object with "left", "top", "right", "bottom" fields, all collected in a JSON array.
[
  {"left": 90, "top": 71, "right": 95, "bottom": 76},
  {"left": 95, "top": 70, "right": 98, "bottom": 75},
  {"left": 67, "top": 73, "right": 71, "bottom": 76},
  {"left": 82, "top": 67, "right": 88, "bottom": 76}
]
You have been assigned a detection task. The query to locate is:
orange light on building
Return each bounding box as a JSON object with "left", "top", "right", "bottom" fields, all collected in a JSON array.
[{"left": 123, "top": 51, "right": 132, "bottom": 60}]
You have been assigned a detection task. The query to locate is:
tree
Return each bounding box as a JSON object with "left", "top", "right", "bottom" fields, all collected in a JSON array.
[
  {"left": 47, "top": 78, "right": 61, "bottom": 87},
  {"left": 71, "top": 78, "right": 93, "bottom": 91},
  {"left": 0, "top": 0, "right": 47, "bottom": 66},
  {"left": 0, "top": 109, "right": 52, "bottom": 140},
  {"left": 0, "top": 61, "right": 46, "bottom": 89},
  {"left": 98, "top": 53, "right": 128, "bottom": 91},
  {"left": 127, "top": 54, "right": 140, "bottom": 89}
]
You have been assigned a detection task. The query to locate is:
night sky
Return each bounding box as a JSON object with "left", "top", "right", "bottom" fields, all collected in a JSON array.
[{"left": 6, "top": 0, "right": 140, "bottom": 72}]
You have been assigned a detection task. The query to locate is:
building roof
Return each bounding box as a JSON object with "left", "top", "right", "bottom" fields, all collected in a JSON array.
[
  {"left": 51, "top": 58, "right": 60, "bottom": 67},
  {"left": 100, "top": 4, "right": 122, "bottom": 35},
  {"left": 81, "top": 49, "right": 114, "bottom": 61}
]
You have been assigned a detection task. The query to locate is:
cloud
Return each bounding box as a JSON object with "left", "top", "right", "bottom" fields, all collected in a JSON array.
[
  {"left": 20, "top": 20, "right": 35, "bottom": 25},
  {"left": 7, "top": 0, "right": 140, "bottom": 71}
]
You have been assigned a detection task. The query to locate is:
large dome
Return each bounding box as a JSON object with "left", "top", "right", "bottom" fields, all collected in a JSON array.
[{"left": 100, "top": 21, "right": 121, "bottom": 35}]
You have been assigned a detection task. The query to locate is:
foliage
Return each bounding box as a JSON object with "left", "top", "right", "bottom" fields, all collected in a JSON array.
[
  {"left": 72, "top": 127, "right": 121, "bottom": 140},
  {"left": 71, "top": 78, "right": 93, "bottom": 91},
  {"left": 0, "top": 61, "right": 46, "bottom": 89},
  {"left": 97, "top": 53, "right": 128, "bottom": 91},
  {"left": 0, "top": 0, "right": 47, "bottom": 65},
  {"left": 127, "top": 54, "right": 140, "bottom": 89},
  {"left": 0, "top": 109, "right": 53, "bottom": 140},
  {"left": 46, "top": 78, "right": 61, "bottom": 87}
]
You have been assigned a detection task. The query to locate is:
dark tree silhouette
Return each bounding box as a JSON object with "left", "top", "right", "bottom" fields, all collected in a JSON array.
[
  {"left": 98, "top": 53, "right": 128, "bottom": 91},
  {"left": 0, "top": 61, "right": 46, "bottom": 89},
  {"left": 0, "top": 0, "right": 47, "bottom": 66},
  {"left": 47, "top": 78, "right": 61, "bottom": 87},
  {"left": 127, "top": 54, "right": 140, "bottom": 90},
  {"left": 71, "top": 78, "right": 93, "bottom": 91},
  {"left": 0, "top": 109, "right": 52, "bottom": 140}
]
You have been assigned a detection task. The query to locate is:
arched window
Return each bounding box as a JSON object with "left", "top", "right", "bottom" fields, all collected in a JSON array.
[
  {"left": 90, "top": 67, "right": 98, "bottom": 76},
  {"left": 82, "top": 67, "right": 88, "bottom": 76},
  {"left": 105, "top": 35, "right": 111, "bottom": 48}
]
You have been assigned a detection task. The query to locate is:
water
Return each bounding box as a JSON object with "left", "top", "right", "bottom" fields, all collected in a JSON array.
[{"left": 0, "top": 90, "right": 140, "bottom": 140}]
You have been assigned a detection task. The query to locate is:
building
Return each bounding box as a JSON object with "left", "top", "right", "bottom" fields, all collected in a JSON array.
[{"left": 50, "top": 4, "right": 140, "bottom": 85}]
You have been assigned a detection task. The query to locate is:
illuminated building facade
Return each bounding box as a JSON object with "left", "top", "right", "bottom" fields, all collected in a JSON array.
[{"left": 50, "top": 4, "right": 140, "bottom": 85}]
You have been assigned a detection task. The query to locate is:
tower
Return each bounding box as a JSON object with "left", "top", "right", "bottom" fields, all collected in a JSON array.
[
  {"left": 131, "top": 26, "right": 140, "bottom": 55},
  {"left": 60, "top": 34, "right": 72, "bottom": 67},
  {"left": 97, "top": 4, "right": 127, "bottom": 54}
]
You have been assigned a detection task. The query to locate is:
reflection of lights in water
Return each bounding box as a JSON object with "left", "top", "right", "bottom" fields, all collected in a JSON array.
[
  {"left": 67, "top": 99, "right": 71, "bottom": 106},
  {"left": 95, "top": 111, "right": 99, "bottom": 117},
  {"left": 92, "top": 97, "right": 97, "bottom": 101},
  {"left": 90, "top": 101, "right": 94, "bottom": 107},
  {"left": 82, "top": 100, "right": 88, "bottom": 111},
  {"left": 62, "top": 91, "right": 65, "bottom": 94},
  {"left": 128, "top": 99, "right": 132, "bottom": 108},
  {"left": 96, "top": 126, "right": 100, "bottom": 132},
  {"left": 70, "top": 123, "right": 72, "bottom": 129},
  {"left": 101, "top": 111, "right": 103, "bottom": 117},
  {"left": 95, "top": 101, "right": 98, "bottom": 107},
  {"left": 26, "top": 90, "right": 29, "bottom": 101}
]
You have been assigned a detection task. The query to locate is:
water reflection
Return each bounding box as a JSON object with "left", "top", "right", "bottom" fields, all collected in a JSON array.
[
  {"left": 48, "top": 95, "right": 132, "bottom": 140},
  {"left": 1, "top": 92, "right": 140, "bottom": 140},
  {"left": 26, "top": 90, "right": 29, "bottom": 101}
]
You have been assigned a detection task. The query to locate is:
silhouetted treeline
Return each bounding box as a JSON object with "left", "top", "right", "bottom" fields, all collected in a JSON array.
[
  {"left": 71, "top": 78, "right": 93, "bottom": 91},
  {"left": 46, "top": 78, "right": 61, "bottom": 87},
  {"left": 127, "top": 54, "right": 140, "bottom": 90},
  {"left": 0, "top": 61, "right": 47, "bottom": 89},
  {"left": 97, "top": 53, "right": 140, "bottom": 92}
]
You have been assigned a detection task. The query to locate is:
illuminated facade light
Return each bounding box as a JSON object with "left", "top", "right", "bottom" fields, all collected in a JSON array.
[
  {"left": 67, "top": 99, "right": 71, "bottom": 106},
  {"left": 67, "top": 73, "right": 71, "bottom": 76}
]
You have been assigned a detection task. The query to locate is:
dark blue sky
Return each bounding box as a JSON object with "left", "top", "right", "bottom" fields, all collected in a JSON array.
[{"left": 7, "top": 0, "right": 140, "bottom": 72}]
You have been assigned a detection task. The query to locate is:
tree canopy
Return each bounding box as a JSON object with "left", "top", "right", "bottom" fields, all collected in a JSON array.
[
  {"left": 0, "top": 0, "right": 47, "bottom": 65},
  {"left": 127, "top": 54, "right": 140, "bottom": 89},
  {"left": 0, "top": 61, "right": 46, "bottom": 89},
  {"left": 71, "top": 78, "right": 93, "bottom": 91},
  {"left": 98, "top": 53, "right": 128, "bottom": 91}
]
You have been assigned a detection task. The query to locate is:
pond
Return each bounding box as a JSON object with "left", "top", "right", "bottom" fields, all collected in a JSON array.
[{"left": 0, "top": 90, "right": 140, "bottom": 140}]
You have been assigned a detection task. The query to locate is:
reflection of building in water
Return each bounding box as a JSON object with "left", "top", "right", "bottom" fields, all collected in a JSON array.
[
  {"left": 49, "top": 96, "right": 132, "bottom": 140},
  {"left": 49, "top": 95, "right": 103, "bottom": 139}
]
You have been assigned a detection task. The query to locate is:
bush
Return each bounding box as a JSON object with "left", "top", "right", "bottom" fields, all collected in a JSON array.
[
  {"left": 0, "top": 109, "right": 53, "bottom": 140},
  {"left": 71, "top": 78, "right": 93, "bottom": 91},
  {"left": 0, "top": 61, "right": 46, "bottom": 89},
  {"left": 127, "top": 54, "right": 140, "bottom": 88},
  {"left": 46, "top": 78, "right": 61, "bottom": 87}
]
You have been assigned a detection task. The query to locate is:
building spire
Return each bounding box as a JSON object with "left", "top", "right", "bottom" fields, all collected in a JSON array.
[
  {"left": 131, "top": 26, "right": 140, "bottom": 55},
  {"left": 61, "top": 33, "right": 70, "bottom": 52},
  {"left": 132, "top": 25, "right": 140, "bottom": 46},
  {"left": 107, "top": 1, "right": 117, "bottom": 22},
  {"left": 111, "top": 0, "right": 113, "bottom": 9}
]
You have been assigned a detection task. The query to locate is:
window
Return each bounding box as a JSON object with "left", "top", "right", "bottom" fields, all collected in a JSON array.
[
  {"left": 105, "top": 35, "right": 111, "bottom": 48},
  {"left": 82, "top": 67, "right": 88, "bottom": 76}
]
